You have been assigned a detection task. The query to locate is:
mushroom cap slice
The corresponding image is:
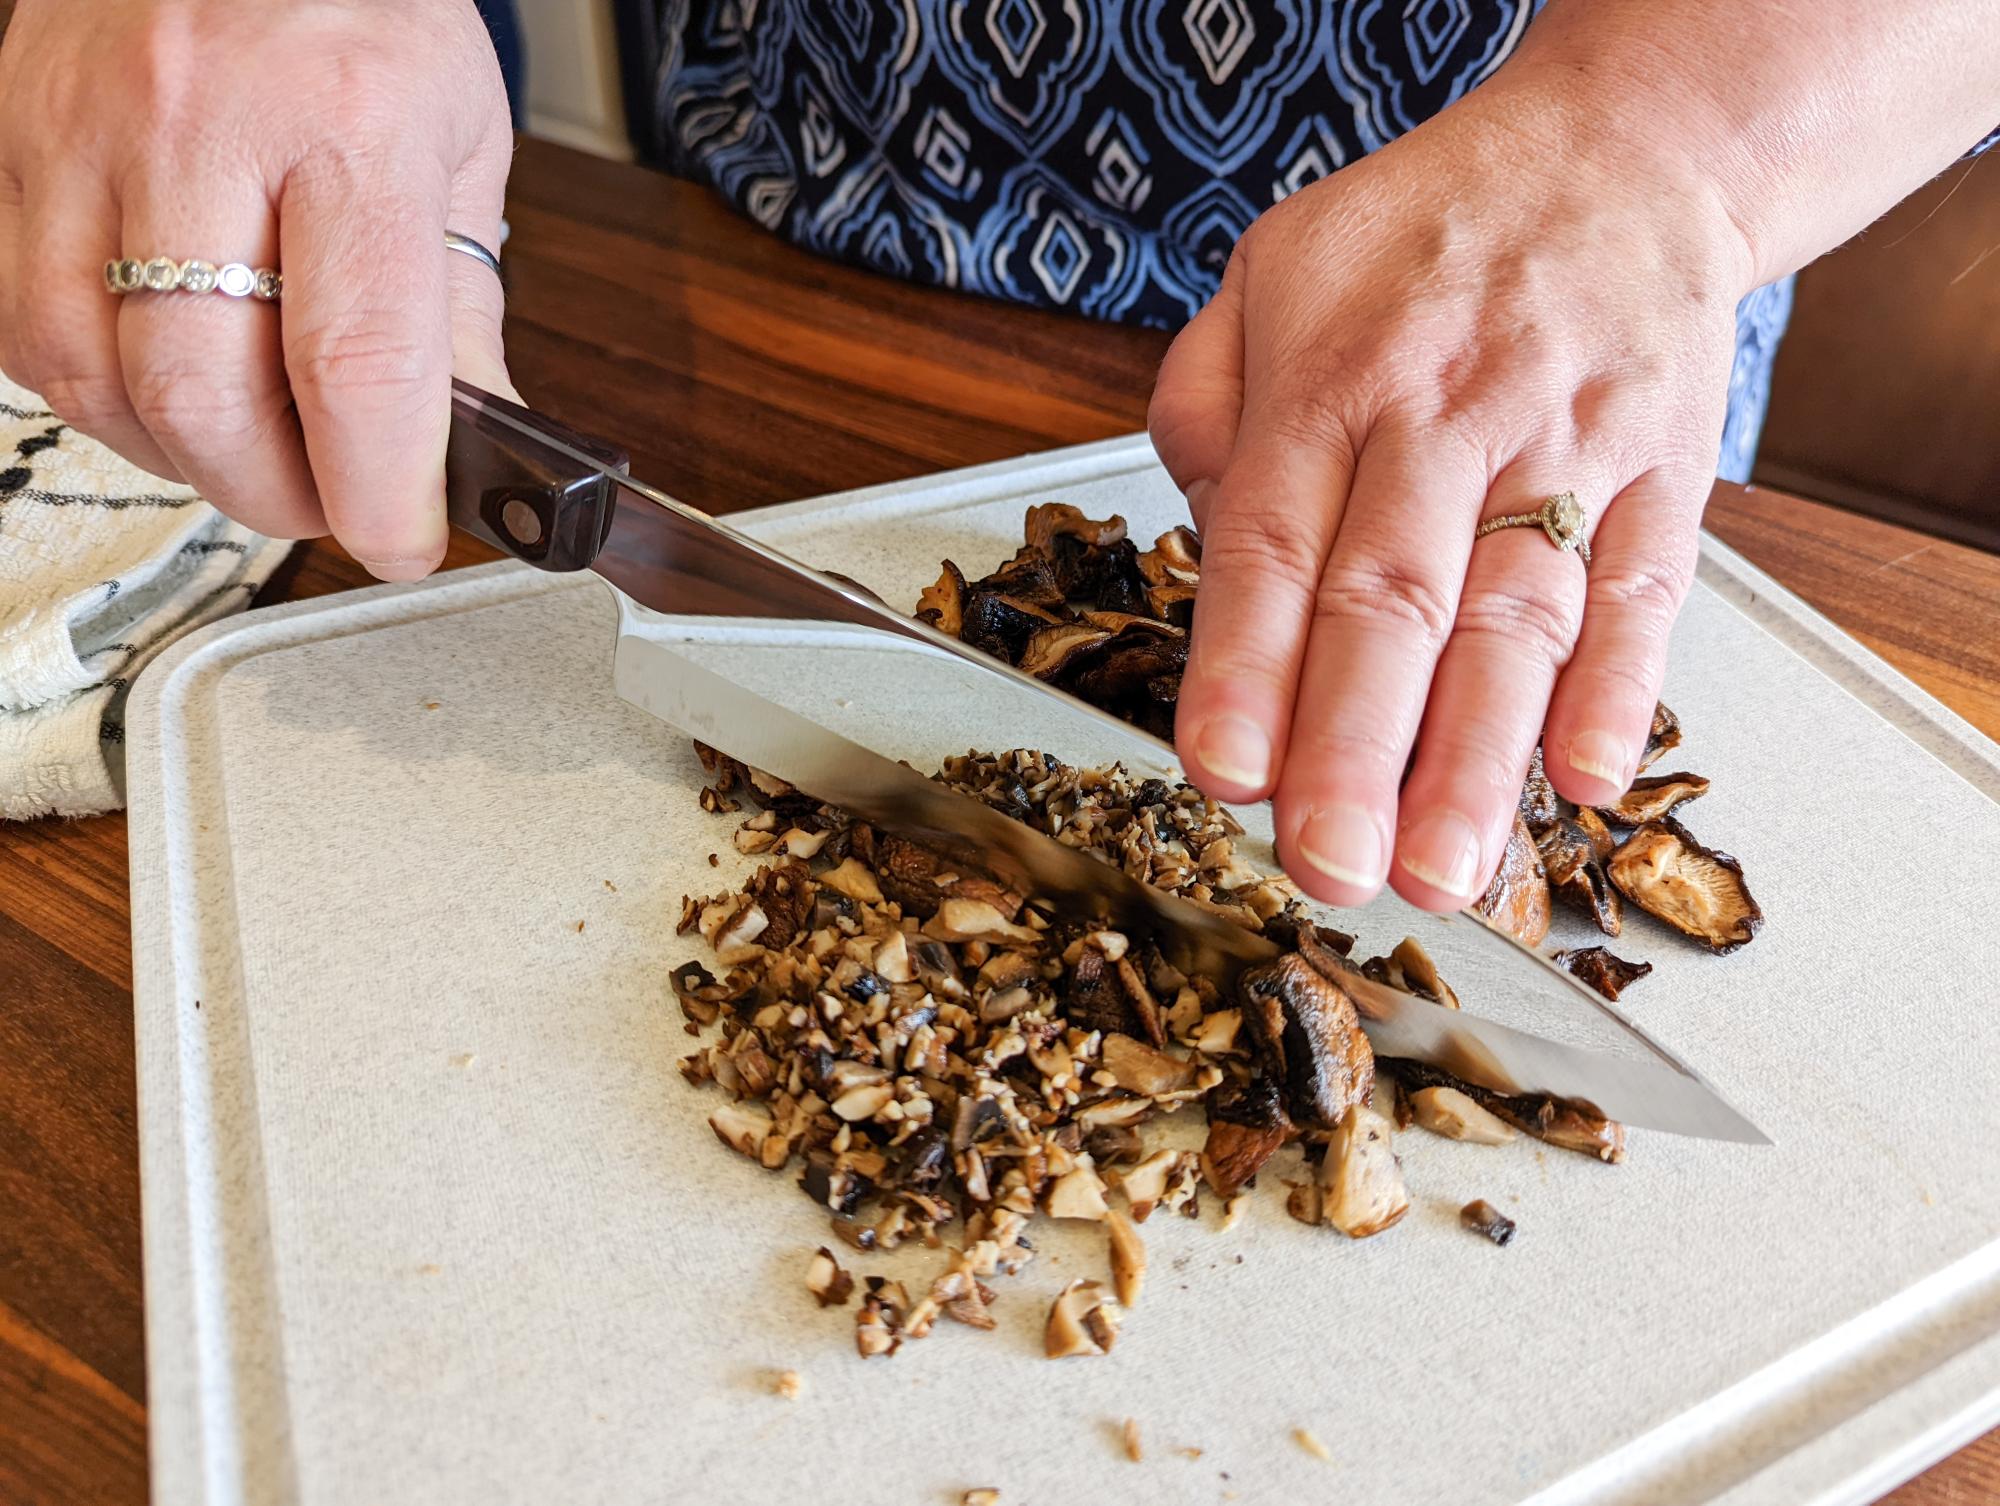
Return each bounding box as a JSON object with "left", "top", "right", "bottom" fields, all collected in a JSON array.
[
  {"left": 1552, "top": 945, "right": 1654, "bottom": 1001},
  {"left": 1593, "top": 771, "right": 1711, "bottom": 827},
  {"left": 1238, "top": 953, "right": 1374, "bottom": 1128},
  {"left": 1608, "top": 816, "right": 1762, "bottom": 954},
  {"left": 973, "top": 545, "right": 1068, "bottom": 607},
  {"left": 1475, "top": 814, "right": 1552, "bottom": 946},
  {"left": 1069, "top": 632, "right": 1189, "bottom": 706},
  {"left": 915, "top": 559, "right": 968, "bottom": 638},
  {"left": 1016, "top": 621, "right": 1115, "bottom": 680},
  {"left": 1135, "top": 525, "right": 1201, "bottom": 586}
]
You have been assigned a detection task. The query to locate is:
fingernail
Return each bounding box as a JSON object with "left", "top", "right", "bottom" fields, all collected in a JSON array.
[
  {"left": 358, "top": 552, "right": 442, "bottom": 583},
  {"left": 1193, "top": 713, "right": 1272, "bottom": 788},
  {"left": 1566, "top": 729, "right": 1633, "bottom": 786},
  {"left": 1397, "top": 809, "right": 1484, "bottom": 899},
  {"left": 1296, "top": 803, "right": 1387, "bottom": 888}
]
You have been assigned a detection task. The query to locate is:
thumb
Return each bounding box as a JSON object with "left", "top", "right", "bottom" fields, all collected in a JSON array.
[{"left": 1147, "top": 253, "right": 1244, "bottom": 531}]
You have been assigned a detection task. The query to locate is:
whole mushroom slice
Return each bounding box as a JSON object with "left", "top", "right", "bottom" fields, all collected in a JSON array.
[
  {"left": 1016, "top": 621, "right": 1114, "bottom": 681},
  {"left": 1199, "top": 1073, "right": 1293, "bottom": 1198},
  {"left": 1593, "top": 771, "right": 1711, "bottom": 827},
  {"left": 1069, "top": 634, "right": 1190, "bottom": 707},
  {"left": 1077, "top": 610, "right": 1185, "bottom": 638},
  {"left": 1608, "top": 817, "right": 1763, "bottom": 954},
  {"left": 1475, "top": 814, "right": 1552, "bottom": 946},
  {"left": 1536, "top": 817, "right": 1623, "bottom": 937},
  {"left": 915, "top": 560, "right": 968, "bottom": 638},
  {"left": 974, "top": 547, "right": 1068, "bottom": 608},
  {"left": 1552, "top": 946, "right": 1653, "bottom": 1002},
  {"left": 1239, "top": 953, "right": 1374, "bottom": 1128},
  {"left": 1639, "top": 701, "right": 1682, "bottom": 773}
]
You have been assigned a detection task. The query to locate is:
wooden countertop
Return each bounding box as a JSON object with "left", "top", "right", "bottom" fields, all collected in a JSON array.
[{"left": 2, "top": 133, "right": 1996, "bottom": 1506}]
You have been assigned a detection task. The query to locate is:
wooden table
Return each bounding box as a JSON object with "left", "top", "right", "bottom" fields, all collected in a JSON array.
[{"left": 3, "top": 134, "right": 1997, "bottom": 1506}]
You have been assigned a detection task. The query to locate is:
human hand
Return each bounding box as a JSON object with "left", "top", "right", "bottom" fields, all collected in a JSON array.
[
  {"left": 1149, "top": 83, "right": 1752, "bottom": 912},
  {"left": 0, "top": 0, "right": 514, "bottom": 579}
]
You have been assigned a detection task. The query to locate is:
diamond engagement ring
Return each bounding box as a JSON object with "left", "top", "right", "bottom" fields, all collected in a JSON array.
[
  {"left": 1474, "top": 490, "right": 1592, "bottom": 565},
  {"left": 105, "top": 257, "right": 281, "bottom": 301}
]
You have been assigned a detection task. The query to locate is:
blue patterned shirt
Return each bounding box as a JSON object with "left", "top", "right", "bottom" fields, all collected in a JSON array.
[{"left": 647, "top": 2, "right": 1811, "bottom": 478}]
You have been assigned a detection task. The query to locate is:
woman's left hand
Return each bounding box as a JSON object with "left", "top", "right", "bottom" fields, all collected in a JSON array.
[{"left": 1149, "top": 78, "right": 1753, "bottom": 912}]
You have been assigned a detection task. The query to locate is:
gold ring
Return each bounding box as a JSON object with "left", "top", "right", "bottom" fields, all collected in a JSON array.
[{"left": 1474, "top": 491, "right": 1590, "bottom": 565}]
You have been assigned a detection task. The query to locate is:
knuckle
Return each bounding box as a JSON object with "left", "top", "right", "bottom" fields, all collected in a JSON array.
[
  {"left": 1585, "top": 555, "right": 1693, "bottom": 626},
  {"left": 1201, "top": 507, "right": 1318, "bottom": 592},
  {"left": 1452, "top": 581, "right": 1582, "bottom": 668},
  {"left": 127, "top": 361, "right": 272, "bottom": 453},
  {"left": 1314, "top": 556, "right": 1457, "bottom": 650},
  {"left": 288, "top": 322, "right": 438, "bottom": 412},
  {"left": 37, "top": 370, "right": 130, "bottom": 431}
]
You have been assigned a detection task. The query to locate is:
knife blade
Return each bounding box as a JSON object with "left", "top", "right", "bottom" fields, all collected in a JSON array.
[{"left": 444, "top": 381, "right": 1769, "bottom": 1144}]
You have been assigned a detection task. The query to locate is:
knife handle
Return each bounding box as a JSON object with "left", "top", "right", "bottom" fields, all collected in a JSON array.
[{"left": 446, "top": 379, "right": 629, "bottom": 572}]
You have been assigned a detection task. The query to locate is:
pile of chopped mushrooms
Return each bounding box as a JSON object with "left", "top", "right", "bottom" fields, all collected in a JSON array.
[{"left": 673, "top": 503, "right": 1762, "bottom": 1363}]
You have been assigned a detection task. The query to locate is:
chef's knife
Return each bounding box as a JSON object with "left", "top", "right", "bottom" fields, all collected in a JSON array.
[{"left": 443, "top": 381, "right": 1768, "bottom": 1145}]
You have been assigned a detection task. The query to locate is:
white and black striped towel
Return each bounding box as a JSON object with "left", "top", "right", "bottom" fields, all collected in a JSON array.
[{"left": 0, "top": 374, "right": 291, "bottom": 818}]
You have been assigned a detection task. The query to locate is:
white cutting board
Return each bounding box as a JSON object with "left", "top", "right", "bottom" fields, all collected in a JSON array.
[{"left": 127, "top": 436, "right": 2000, "bottom": 1506}]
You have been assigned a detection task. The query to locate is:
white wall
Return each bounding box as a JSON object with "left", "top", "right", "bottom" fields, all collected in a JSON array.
[{"left": 517, "top": 0, "right": 632, "bottom": 161}]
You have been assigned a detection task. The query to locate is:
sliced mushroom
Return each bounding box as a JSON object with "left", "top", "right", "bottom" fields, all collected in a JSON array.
[
  {"left": 1385, "top": 1058, "right": 1626, "bottom": 1163},
  {"left": 1135, "top": 525, "right": 1201, "bottom": 585},
  {"left": 1200, "top": 1074, "right": 1293, "bottom": 1198},
  {"left": 1552, "top": 945, "right": 1654, "bottom": 1001},
  {"left": 974, "top": 548, "right": 1068, "bottom": 608},
  {"left": 1016, "top": 621, "right": 1115, "bottom": 680},
  {"left": 1388, "top": 936, "right": 1459, "bottom": 1010},
  {"left": 1475, "top": 814, "right": 1552, "bottom": 946},
  {"left": 1608, "top": 817, "right": 1762, "bottom": 953},
  {"left": 1319, "top": 1104, "right": 1409, "bottom": 1238},
  {"left": 1593, "top": 771, "right": 1711, "bottom": 827},
  {"left": 805, "top": 1245, "right": 854, "bottom": 1307},
  {"left": 915, "top": 560, "right": 968, "bottom": 637},
  {"left": 1024, "top": 501, "right": 1128, "bottom": 553},
  {"left": 1460, "top": 1199, "right": 1517, "bottom": 1247},
  {"left": 1100, "top": 1033, "right": 1197, "bottom": 1096},
  {"left": 1519, "top": 746, "right": 1563, "bottom": 831},
  {"left": 1239, "top": 953, "right": 1374, "bottom": 1128},
  {"left": 959, "top": 591, "right": 1064, "bottom": 661},
  {"left": 1105, "top": 1208, "right": 1146, "bottom": 1306},
  {"left": 1045, "top": 1278, "right": 1119, "bottom": 1358},
  {"left": 1639, "top": 701, "right": 1682, "bottom": 773},
  {"left": 1068, "top": 634, "right": 1190, "bottom": 707},
  {"left": 1409, "top": 1086, "right": 1518, "bottom": 1145},
  {"left": 1536, "top": 816, "right": 1623, "bottom": 937}
]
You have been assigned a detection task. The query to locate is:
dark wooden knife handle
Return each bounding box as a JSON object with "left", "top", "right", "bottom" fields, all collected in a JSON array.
[{"left": 446, "top": 379, "right": 629, "bottom": 572}]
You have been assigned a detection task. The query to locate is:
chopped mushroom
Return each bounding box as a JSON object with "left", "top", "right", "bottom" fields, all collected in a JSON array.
[
  {"left": 963, "top": 1491, "right": 1001, "bottom": 1506},
  {"left": 1594, "top": 771, "right": 1710, "bottom": 827},
  {"left": 915, "top": 560, "right": 968, "bottom": 637},
  {"left": 1475, "top": 815, "right": 1552, "bottom": 946},
  {"left": 924, "top": 898, "right": 1043, "bottom": 948},
  {"left": 1106, "top": 1208, "right": 1147, "bottom": 1307},
  {"left": 1386, "top": 1058, "right": 1626, "bottom": 1163},
  {"left": 1553, "top": 946, "right": 1654, "bottom": 1001},
  {"left": 1609, "top": 817, "right": 1762, "bottom": 953},
  {"left": 805, "top": 1245, "right": 854, "bottom": 1307},
  {"left": 1460, "top": 1199, "right": 1517, "bottom": 1246},
  {"left": 1319, "top": 1104, "right": 1410, "bottom": 1238},
  {"left": 1519, "top": 746, "right": 1563, "bottom": 830},
  {"left": 1122, "top": 1417, "right": 1143, "bottom": 1463},
  {"left": 1294, "top": 1428, "right": 1333, "bottom": 1462},
  {"left": 1240, "top": 952, "right": 1374, "bottom": 1128},
  {"left": 1045, "top": 1279, "right": 1120, "bottom": 1358},
  {"left": 1100, "top": 1032, "right": 1197, "bottom": 1096},
  {"left": 708, "top": 1101, "right": 772, "bottom": 1159},
  {"left": 1200, "top": 1075, "right": 1293, "bottom": 1199},
  {"left": 1409, "top": 1086, "right": 1518, "bottom": 1145},
  {"left": 1046, "top": 1160, "right": 1111, "bottom": 1221}
]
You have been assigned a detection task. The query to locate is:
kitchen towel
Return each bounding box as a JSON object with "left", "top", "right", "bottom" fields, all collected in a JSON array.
[{"left": 0, "top": 375, "right": 291, "bottom": 818}]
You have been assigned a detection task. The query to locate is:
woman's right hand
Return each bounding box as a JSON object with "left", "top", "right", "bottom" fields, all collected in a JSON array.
[{"left": 0, "top": 0, "right": 515, "bottom": 579}]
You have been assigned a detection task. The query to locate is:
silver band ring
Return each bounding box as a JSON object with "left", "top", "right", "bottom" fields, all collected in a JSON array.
[
  {"left": 444, "top": 230, "right": 502, "bottom": 280},
  {"left": 1474, "top": 490, "right": 1592, "bottom": 566},
  {"left": 105, "top": 257, "right": 280, "bottom": 302}
]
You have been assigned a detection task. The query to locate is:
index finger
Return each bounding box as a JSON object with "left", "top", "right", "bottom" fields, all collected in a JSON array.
[{"left": 280, "top": 154, "right": 453, "bottom": 580}]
